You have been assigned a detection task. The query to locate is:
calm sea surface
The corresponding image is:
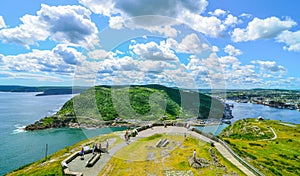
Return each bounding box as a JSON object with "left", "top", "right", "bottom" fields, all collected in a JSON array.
[
  {"left": 1, "top": 93, "right": 300, "bottom": 175},
  {"left": 0, "top": 92, "right": 125, "bottom": 175}
]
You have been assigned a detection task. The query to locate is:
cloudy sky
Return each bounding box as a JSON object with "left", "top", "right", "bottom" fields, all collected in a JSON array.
[{"left": 0, "top": 0, "right": 299, "bottom": 89}]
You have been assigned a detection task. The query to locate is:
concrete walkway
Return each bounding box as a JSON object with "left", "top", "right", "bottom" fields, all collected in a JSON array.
[
  {"left": 68, "top": 126, "right": 256, "bottom": 176},
  {"left": 67, "top": 138, "right": 125, "bottom": 176}
]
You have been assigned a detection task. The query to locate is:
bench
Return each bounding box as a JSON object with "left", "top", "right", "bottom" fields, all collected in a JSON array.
[{"left": 86, "top": 153, "right": 101, "bottom": 167}]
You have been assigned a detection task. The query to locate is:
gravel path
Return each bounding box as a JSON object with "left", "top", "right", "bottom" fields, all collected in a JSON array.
[
  {"left": 269, "top": 127, "right": 277, "bottom": 140},
  {"left": 259, "top": 127, "right": 277, "bottom": 141}
]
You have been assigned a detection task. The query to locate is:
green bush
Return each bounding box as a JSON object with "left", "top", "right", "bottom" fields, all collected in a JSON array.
[{"left": 248, "top": 143, "right": 262, "bottom": 147}]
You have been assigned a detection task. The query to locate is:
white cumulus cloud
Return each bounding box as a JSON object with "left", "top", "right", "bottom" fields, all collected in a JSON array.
[
  {"left": 179, "top": 11, "right": 226, "bottom": 38},
  {"left": 79, "top": 0, "right": 116, "bottom": 16},
  {"left": 80, "top": 0, "right": 229, "bottom": 38},
  {"left": 224, "top": 44, "right": 242, "bottom": 56},
  {"left": 113, "top": 0, "right": 208, "bottom": 17},
  {"left": 109, "top": 16, "right": 125, "bottom": 29},
  {"left": 209, "top": 9, "right": 227, "bottom": 16},
  {"left": 0, "top": 4, "right": 99, "bottom": 48},
  {"left": 251, "top": 60, "right": 287, "bottom": 79},
  {"left": 239, "top": 13, "right": 252, "bottom": 18},
  {"left": 232, "top": 17, "right": 296, "bottom": 42},
  {"left": 129, "top": 41, "right": 178, "bottom": 61},
  {"left": 1, "top": 44, "right": 82, "bottom": 74},
  {"left": 276, "top": 30, "right": 300, "bottom": 52},
  {"left": 0, "top": 16, "right": 6, "bottom": 29},
  {"left": 224, "top": 14, "right": 241, "bottom": 26},
  {"left": 166, "top": 33, "right": 209, "bottom": 54}
]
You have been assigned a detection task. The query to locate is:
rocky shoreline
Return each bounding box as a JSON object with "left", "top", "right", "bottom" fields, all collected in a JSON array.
[
  {"left": 24, "top": 115, "right": 226, "bottom": 131},
  {"left": 25, "top": 115, "right": 135, "bottom": 131}
]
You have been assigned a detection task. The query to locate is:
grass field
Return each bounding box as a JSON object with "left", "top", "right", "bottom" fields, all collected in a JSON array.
[
  {"left": 6, "top": 133, "right": 122, "bottom": 176},
  {"left": 219, "top": 118, "right": 300, "bottom": 176},
  {"left": 99, "top": 133, "right": 245, "bottom": 176}
]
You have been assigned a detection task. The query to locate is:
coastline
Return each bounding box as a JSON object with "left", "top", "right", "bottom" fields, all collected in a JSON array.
[
  {"left": 24, "top": 116, "right": 229, "bottom": 131},
  {"left": 228, "top": 99, "right": 300, "bottom": 112}
]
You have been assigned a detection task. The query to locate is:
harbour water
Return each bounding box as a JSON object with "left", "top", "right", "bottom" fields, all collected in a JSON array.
[{"left": 229, "top": 101, "right": 300, "bottom": 124}]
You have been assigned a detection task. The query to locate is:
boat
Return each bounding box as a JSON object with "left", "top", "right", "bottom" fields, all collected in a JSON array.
[{"left": 221, "top": 119, "right": 231, "bottom": 124}]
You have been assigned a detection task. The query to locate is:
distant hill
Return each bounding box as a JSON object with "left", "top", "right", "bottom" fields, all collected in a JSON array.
[
  {"left": 0, "top": 85, "right": 42, "bottom": 92},
  {"left": 0, "top": 85, "right": 87, "bottom": 96},
  {"left": 25, "top": 85, "right": 227, "bottom": 130}
]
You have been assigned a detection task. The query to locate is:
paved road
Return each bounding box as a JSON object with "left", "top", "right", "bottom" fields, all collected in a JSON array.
[{"left": 69, "top": 126, "right": 256, "bottom": 176}]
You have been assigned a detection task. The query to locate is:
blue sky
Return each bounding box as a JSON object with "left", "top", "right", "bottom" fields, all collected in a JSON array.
[{"left": 0, "top": 0, "right": 299, "bottom": 89}]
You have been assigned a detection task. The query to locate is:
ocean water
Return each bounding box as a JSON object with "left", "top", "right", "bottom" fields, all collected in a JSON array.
[
  {"left": 0, "top": 92, "right": 124, "bottom": 175},
  {"left": 195, "top": 123, "right": 228, "bottom": 135}
]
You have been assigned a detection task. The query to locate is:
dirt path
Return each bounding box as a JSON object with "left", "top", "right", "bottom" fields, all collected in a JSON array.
[
  {"left": 269, "top": 127, "right": 277, "bottom": 140},
  {"left": 259, "top": 127, "right": 277, "bottom": 141}
]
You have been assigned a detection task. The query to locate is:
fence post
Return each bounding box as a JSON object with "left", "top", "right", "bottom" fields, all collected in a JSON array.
[{"left": 45, "top": 144, "right": 48, "bottom": 159}]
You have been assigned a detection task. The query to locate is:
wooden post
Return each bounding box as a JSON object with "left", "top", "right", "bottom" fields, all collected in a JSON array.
[{"left": 45, "top": 144, "right": 48, "bottom": 159}]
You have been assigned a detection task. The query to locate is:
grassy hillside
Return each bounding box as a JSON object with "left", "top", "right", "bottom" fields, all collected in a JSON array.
[
  {"left": 58, "top": 84, "right": 225, "bottom": 121},
  {"left": 219, "top": 118, "right": 300, "bottom": 176},
  {"left": 26, "top": 85, "right": 226, "bottom": 130}
]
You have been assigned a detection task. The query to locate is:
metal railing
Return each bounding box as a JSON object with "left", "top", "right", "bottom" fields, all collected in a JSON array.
[
  {"left": 191, "top": 128, "right": 264, "bottom": 176},
  {"left": 217, "top": 139, "right": 264, "bottom": 176}
]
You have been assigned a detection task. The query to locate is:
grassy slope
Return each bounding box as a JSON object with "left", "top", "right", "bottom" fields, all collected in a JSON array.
[
  {"left": 99, "top": 134, "right": 245, "bottom": 176},
  {"left": 57, "top": 85, "right": 224, "bottom": 121},
  {"left": 6, "top": 133, "right": 123, "bottom": 176},
  {"left": 219, "top": 118, "right": 300, "bottom": 176}
]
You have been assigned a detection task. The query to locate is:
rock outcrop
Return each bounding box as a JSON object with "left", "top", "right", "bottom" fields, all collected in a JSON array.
[{"left": 188, "top": 156, "right": 210, "bottom": 169}]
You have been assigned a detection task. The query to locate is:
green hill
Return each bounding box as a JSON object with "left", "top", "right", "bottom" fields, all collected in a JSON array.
[
  {"left": 26, "top": 85, "right": 226, "bottom": 130},
  {"left": 219, "top": 118, "right": 300, "bottom": 176}
]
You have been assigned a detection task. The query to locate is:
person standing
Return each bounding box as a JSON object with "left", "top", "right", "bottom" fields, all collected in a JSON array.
[
  {"left": 128, "top": 130, "right": 131, "bottom": 140},
  {"left": 99, "top": 143, "right": 102, "bottom": 155},
  {"left": 81, "top": 147, "right": 84, "bottom": 160},
  {"left": 193, "top": 149, "right": 196, "bottom": 160},
  {"left": 125, "top": 130, "right": 128, "bottom": 141},
  {"left": 92, "top": 144, "right": 95, "bottom": 155},
  {"left": 106, "top": 140, "right": 109, "bottom": 153}
]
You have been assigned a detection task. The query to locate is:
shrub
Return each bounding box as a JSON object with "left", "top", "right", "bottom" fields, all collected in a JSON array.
[
  {"left": 249, "top": 143, "right": 262, "bottom": 147},
  {"left": 144, "top": 134, "right": 163, "bottom": 141},
  {"left": 224, "top": 139, "right": 231, "bottom": 144}
]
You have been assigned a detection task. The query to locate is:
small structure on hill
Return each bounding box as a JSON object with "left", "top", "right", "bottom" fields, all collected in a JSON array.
[{"left": 257, "top": 116, "right": 264, "bottom": 121}]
